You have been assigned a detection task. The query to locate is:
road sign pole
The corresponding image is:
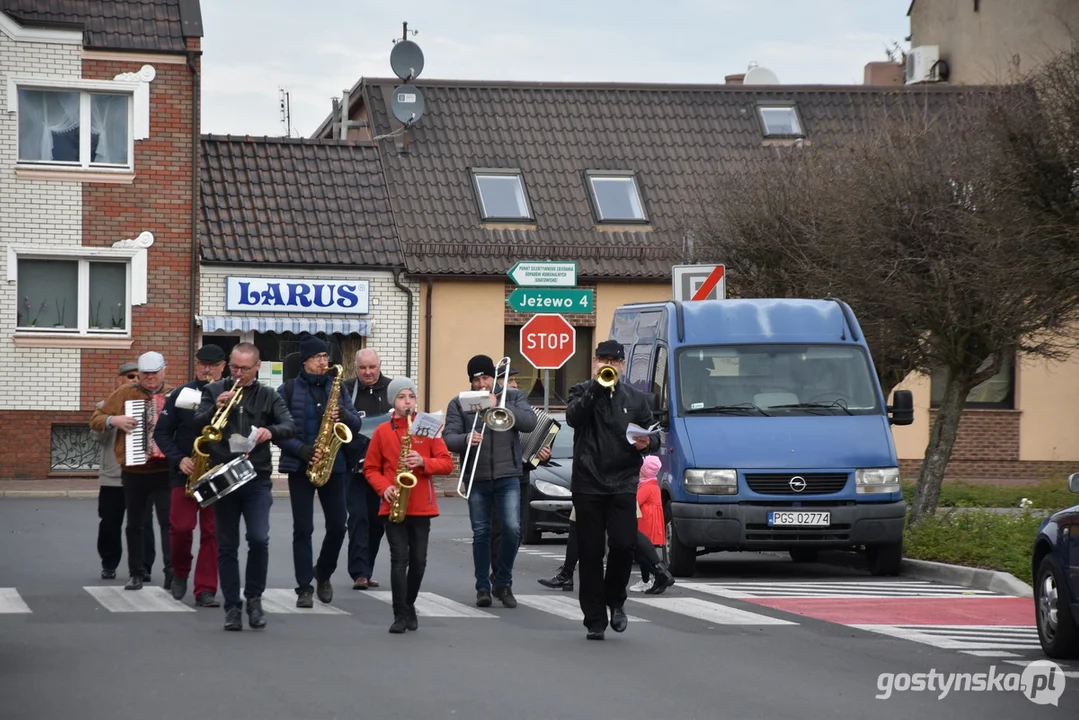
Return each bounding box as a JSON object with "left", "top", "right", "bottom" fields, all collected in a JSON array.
[{"left": 543, "top": 369, "right": 550, "bottom": 413}]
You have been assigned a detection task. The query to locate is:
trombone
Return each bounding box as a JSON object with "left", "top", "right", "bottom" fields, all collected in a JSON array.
[{"left": 456, "top": 357, "right": 514, "bottom": 499}]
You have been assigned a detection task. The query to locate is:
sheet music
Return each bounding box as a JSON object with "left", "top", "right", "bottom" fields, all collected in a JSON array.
[
  {"left": 625, "top": 422, "right": 661, "bottom": 444},
  {"left": 410, "top": 412, "right": 444, "bottom": 439},
  {"left": 457, "top": 390, "right": 492, "bottom": 414}
]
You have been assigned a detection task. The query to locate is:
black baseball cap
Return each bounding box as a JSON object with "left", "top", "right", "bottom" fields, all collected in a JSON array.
[{"left": 595, "top": 340, "right": 625, "bottom": 361}]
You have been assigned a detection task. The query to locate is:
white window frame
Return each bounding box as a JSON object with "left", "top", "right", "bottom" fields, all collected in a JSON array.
[
  {"left": 585, "top": 171, "right": 648, "bottom": 223},
  {"left": 8, "top": 246, "right": 140, "bottom": 337},
  {"left": 7, "top": 76, "right": 146, "bottom": 172},
  {"left": 472, "top": 169, "right": 533, "bottom": 221},
  {"left": 757, "top": 105, "right": 805, "bottom": 138}
]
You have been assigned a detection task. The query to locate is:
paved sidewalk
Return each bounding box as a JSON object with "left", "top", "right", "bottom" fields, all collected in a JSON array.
[{"left": 0, "top": 477, "right": 462, "bottom": 498}]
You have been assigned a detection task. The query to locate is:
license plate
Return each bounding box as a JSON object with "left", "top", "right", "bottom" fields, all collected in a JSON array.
[{"left": 767, "top": 511, "right": 830, "bottom": 526}]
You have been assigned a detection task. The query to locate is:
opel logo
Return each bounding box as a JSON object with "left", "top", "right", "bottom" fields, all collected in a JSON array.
[{"left": 789, "top": 476, "right": 807, "bottom": 493}]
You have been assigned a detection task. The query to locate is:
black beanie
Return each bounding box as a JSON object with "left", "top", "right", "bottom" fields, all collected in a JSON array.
[
  {"left": 466, "top": 354, "right": 497, "bottom": 379},
  {"left": 299, "top": 335, "right": 329, "bottom": 362}
]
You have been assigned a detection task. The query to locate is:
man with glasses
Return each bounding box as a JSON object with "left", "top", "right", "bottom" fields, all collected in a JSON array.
[
  {"left": 154, "top": 344, "right": 228, "bottom": 607},
  {"left": 195, "top": 343, "right": 296, "bottom": 631},
  {"left": 566, "top": 340, "right": 658, "bottom": 641},
  {"left": 276, "top": 335, "right": 363, "bottom": 608}
]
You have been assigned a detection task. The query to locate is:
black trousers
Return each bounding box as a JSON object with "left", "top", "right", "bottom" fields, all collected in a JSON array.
[
  {"left": 121, "top": 470, "right": 171, "bottom": 577},
  {"left": 383, "top": 516, "right": 431, "bottom": 620},
  {"left": 572, "top": 491, "right": 637, "bottom": 631},
  {"left": 634, "top": 531, "right": 663, "bottom": 582},
  {"left": 563, "top": 520, "right": 579, "bottom": 574},
  {"left": 288, "top": 471, "right": 348, "bottom": 593},
  {"left": 96, "top": 486, "right": 155, "bottom": 572}
]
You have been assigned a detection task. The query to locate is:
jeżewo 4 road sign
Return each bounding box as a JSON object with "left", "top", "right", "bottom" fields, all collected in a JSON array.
[{"left": 506, "top": 288, "right": 593, "bottom": 314}]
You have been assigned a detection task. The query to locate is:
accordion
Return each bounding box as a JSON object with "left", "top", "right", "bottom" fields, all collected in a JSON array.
[
  {"left": 124, "top": 396, "right": 167, "bottom": 467},
  {"left": 520, "top": 408, "right": 561, "bottom": 468}
]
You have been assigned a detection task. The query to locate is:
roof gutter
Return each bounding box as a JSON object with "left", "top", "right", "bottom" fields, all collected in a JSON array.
[
  {"left": 392, "top": 268, "right": 415, "bottom": 381},
  {"left": 186, "top": 48, "right": 200, "bottom": 380},
  {"left": 424, "top": 278, "right": 433, "bottom": 411}
]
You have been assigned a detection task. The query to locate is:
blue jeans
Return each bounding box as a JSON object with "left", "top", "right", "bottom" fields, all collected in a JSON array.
[
  {"left": 214, "top": 477, "right": 273, "bottom": 611},
  {"left": 347, "top": 474, "right": 384, "bottom": 580},
  {"left": 288, "top": 471, "right": 347, "bottom": 593},
  {"left": 467, "top": 477, "right": 521, "bottom": 591}
]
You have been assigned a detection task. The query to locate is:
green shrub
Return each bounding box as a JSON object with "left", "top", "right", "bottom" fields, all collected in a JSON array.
[
  {"left": 900, "top": 477, "right": 1075, "bottom": 510},
  {"left": 903, "top": 509, "right": 1048, "bottom": 585}
]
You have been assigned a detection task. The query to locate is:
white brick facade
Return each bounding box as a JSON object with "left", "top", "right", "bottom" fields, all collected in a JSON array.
[
  {"left": 0, "top": 31, "right": 84, "bottom": 410},
  {"left": 199, "top": 264, "right": 419, "bottom": 378}
]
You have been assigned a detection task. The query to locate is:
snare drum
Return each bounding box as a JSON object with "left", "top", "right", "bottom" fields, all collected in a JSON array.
[{"left": 189, "top": 456, "right": 257, "bottom": 508}]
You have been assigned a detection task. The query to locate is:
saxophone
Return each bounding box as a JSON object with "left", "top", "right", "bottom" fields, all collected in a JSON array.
[
  {"left": 307, "top": 365, "right": 354, "bottom": 487},
  {"left": 388, "top": 413, "right": 418, "bottom": 524},
  {"left": 186, "top": 380, "right": 243, "bottom": 497}
]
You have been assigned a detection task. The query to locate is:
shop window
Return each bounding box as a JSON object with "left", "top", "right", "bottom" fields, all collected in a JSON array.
[
  {"left": 15, "top": 257, "right": 129, "bottom": 334},
  {"left": 930, "top": 355, "right": 1015, "bottom": 409},
  {"left": 585, "top": 171, "right": 647, "bottom": 222},
  {"left": 253, "top": 331, "right": 359, "bottom": 369},
  {"left": 17, "top": 88, "right": 132, "bottom": 168},
  {"left": 51, "top": 425, "right": 100, "bottom": 473},
  {"left": 505, "top": 325, "right": 594, "bottom": 406}
]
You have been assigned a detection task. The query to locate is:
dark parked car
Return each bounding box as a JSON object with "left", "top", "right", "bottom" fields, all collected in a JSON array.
[
  {"left": 1032, "top": 473, "right": 1079, "bottom": 659},
  {"left": 521, "top": 413, "right": 573, "bottom": 544}
]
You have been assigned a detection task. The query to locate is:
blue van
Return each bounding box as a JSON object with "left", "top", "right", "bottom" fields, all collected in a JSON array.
[{"left": 609, "top": 298, "right": 914, "bottom": 577}]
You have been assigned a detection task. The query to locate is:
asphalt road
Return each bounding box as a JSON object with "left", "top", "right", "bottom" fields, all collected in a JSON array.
[{"left": 0, "top": 498, "right": 1073, "bottom": 720}]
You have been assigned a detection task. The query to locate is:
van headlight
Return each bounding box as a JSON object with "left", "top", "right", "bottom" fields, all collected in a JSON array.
[
  {"left": 534, "top": 479, "right": 571, "bottom": 498},
  {"left": 856, "top": 467, "right": 900, "bottom": 494},
  {"left": 685, "top": 469, "right": 737, "bottom": 495}
]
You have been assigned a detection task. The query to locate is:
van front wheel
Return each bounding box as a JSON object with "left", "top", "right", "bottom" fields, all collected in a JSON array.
[
  {"left": 664, "top": 499, "right": 696, "bottom": 577},
  {"left": 866, "top": 540, "right": 903, "bottom": 576}
]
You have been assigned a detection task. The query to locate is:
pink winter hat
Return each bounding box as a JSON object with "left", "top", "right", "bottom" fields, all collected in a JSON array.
[{"left": 640, "top": 455, "right": 661, "bottom": 479}]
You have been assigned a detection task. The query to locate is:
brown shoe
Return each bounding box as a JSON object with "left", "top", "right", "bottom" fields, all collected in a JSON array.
[
  {"left": 367, "top": 579, "right": 380, "bottom": 588},
  {"left": 353, "top": 577, "right": 369, "bottom": 590}
]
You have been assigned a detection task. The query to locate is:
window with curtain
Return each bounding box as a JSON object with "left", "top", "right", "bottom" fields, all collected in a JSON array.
[
  {"left": 16, "top": 258, "right": 129, "bottom": 333},
  {"left": 17, "top": 88, "right": 131, "bottom": 167},
  {"left": 930, "top": 355, "right": 1015, "bottom": 409}
]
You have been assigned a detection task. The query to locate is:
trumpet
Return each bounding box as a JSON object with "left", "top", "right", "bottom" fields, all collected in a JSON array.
[
  {"left": 456, "top": 356, "right": 514, "bottom": 499},
  {"left": 597, "top": 364, "right": 619, "bottom": 388},
  {"left": 186, "top": 379, "right": 243, "bottom": 497}
]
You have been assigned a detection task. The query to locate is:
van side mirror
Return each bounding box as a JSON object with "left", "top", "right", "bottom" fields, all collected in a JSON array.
[
  {"left": 887, "top": 390, "right": 914, "bottom": 426},
  {"left": 1068, "top": 473, "right": 1079, "bottom": 494}
]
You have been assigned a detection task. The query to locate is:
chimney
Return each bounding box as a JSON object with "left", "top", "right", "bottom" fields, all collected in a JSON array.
[
  {"left": 864, "top": 61, "right": 903, "bottom": 86},
  {"left": 725, "top": 73, "right": 745, "bottom": 85}
]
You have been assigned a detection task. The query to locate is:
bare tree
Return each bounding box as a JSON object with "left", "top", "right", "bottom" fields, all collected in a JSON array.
[{"left": 692, "top": 61, "right": 1079, "bottom": 525}]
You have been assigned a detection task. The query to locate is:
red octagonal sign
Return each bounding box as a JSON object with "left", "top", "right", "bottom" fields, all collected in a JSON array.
[{"left": 520, "top": 313, "right": 576, "bottom": 370}]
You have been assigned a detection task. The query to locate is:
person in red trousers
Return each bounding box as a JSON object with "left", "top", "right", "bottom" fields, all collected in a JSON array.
[{"left": 154, "top": 344, "right": 226, "bottom": 607}]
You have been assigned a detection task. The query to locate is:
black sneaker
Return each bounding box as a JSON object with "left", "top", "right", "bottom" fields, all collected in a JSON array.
[
  {"left": 538, "top": 566, "right": 572, "bottom": 589},
  {"left": 389, "top": 617, "right": 407, "bottom": 634},
  {"left": 170, "top": 575, "right": 188, "bottom": 601},
  {"left": 476, "top": 590, "right": 492, "bottom": 607},
  {"left": 316, "top": 577, "right": 333, "bottom": 604},
  {"left": 224, "top": 607, "right": 243, "bottom": 632},
  {"left": 493, "top": 586, "right": 517, "bottom": 608},
  {"left": 101, "top": 568, "right": 116, "bottom": 580},
  {"left": 644, "top": 569, "right": 676, "bottom": 595},
  {"left": 245, "top": 598, "right": 266, "bottom": 629},
  {"left": 296, "top": 589, "right": 314, "bottom": 608},
  {"left": 195, "top": 591, "right": 220, "bottom": 607},
  {"left": 124, "top": 574, "right": 143, "bottom": 591},
  {"left": 586, "top": 627, "right": 605, "bottom": 640},
  {"left": 609, "top": 606, "right": 628, "bottom": 633},
  {"left": 405, "top": 605, "right": 418, "bottom": 631},
  {"left": 163, "top": 567, "right": 174, "bottom": 591}
]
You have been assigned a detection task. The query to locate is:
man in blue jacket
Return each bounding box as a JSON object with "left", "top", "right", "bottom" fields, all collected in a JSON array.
[{"left": 275, "top": 335, "right": 363, "bottom": 608}]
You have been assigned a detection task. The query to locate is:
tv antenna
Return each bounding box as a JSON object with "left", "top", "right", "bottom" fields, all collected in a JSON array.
[
  {"left": 743, "top": 62, "right": 780, "bottom": 85},
  {"left": 278, "top": 87, "right": 293, "bottom": 137},
  {"left": 387, "top": 22, "right": 425, "bottom": 151}
]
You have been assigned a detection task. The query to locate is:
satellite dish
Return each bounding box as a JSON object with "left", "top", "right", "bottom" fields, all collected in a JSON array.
[
  {"left": 743, "top": 65, "right": 780, "bottom": 85},
  {"left": 390, "top": 84, "right": 425, "bottom": 125},
  {"left": 390, "top": 39, "right": 424, "bottom": 81}
]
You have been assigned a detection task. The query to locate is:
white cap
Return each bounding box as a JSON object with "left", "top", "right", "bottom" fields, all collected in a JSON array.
[{"left": 137, "top": 351, "right": 166, "bottom": 373}]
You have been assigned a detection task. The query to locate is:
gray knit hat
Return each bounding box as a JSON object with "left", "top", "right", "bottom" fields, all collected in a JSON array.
[{"left": 387, "top": 376, "right": 417, "bottom": 403}]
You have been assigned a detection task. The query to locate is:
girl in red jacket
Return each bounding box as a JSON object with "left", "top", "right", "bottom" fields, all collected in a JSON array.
[
  {"left": 631, "top": 455, "right": 675, "bottom": 595},
  {"left": 363, "top": 377, "right": 454, "bottom": 634}
]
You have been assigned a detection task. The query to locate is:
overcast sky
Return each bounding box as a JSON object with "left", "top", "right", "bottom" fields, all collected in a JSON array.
[{"left": 199, "top": 0, "right": 913, "bottom": 138}]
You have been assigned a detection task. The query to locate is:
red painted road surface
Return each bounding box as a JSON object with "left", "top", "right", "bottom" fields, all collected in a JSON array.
[{"left": 743, "top": 597, "right": 1036, "bottom": 626}]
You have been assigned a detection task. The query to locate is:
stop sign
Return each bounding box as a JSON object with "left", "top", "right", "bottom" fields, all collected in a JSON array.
[{"left": 520, "top": 313, "right": 576, "bottom": 369}]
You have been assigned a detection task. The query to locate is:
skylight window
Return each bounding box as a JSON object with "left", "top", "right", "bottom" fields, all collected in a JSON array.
[
  {"left": 586, "top": 172, "right": 648, "bottom": 222},
  {"left": 758, "top": 106, "right": 804, "bottom": 137},
  {"left": 472, "top": 170, "right": 532, "bottom": 221}
]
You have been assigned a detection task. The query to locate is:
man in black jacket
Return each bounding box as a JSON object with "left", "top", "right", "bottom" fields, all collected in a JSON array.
[
  {"left": 194, "top": 343, "right": 296, "bottom": 632},
  {"left": 444, "top": 354, "right": 537, "bottom": 608},
  {"left": 566, "top": 340, "right": 659, "bottom": 641},
  {"left": 341, "top": 348, "right": 392, "bottom": 590},
  {"left": 153, "top": 344, "right": 227, "bottom": 607}
]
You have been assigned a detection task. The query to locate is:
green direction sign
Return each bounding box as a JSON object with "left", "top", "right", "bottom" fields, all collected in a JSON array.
[
  {"left": 507, "top": 261, "right": 577, "bottom": 288},
  {"left": 507, "top": 288, "right": 593, "bottom": 314}
]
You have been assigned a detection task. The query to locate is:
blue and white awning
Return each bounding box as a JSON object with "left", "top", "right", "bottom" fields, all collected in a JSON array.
[{"left": 197, "top": 315, "right": 371, "bottom": 336}]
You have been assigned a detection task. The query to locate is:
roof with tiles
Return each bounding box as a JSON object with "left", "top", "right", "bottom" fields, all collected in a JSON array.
[
  {"left": 0, "top": 0, "right": 201, "bottom": 53},
  {"left": 336, "top": 78, "right": 967, "bottom": 280},
  {"left": 199, "top": 136, "right": 402, "bottom": 268}
]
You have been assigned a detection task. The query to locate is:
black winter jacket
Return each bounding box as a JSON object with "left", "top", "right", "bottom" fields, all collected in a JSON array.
[
  {"left": 154, "top": 378, "right": 211, "bottom": 488},
  {"left": 443, "top": 386, "right": 538, "bottom": 482},
  {"left": 194, "top": 380, "right": 296, "bottom": 479},
  {"left": 565, "top": 380, "right": 659, "bottom": 495},
  {"left": 343, "top": 374, "right": 393, "bottom": 418}
]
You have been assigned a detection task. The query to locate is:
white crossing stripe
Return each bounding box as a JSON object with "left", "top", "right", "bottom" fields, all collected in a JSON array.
[
  {"left": 514, "top": 594, "right": 648, "bottom": 623},
  {"left": 631, "top": 596, "right": 797, "bottom": 625},
  {"left": 850, "top": 624, "right": 1042, "bottom": 651},
  {"left": 0, "top": 588, "right": 31, "bottom": 614},
  {"left": 961, "top": 650, "right": 1021, "bottom": 657},
  {"left": 259, "top": 589, "right": 350, "bottom": 615},
  {"left": 679, "top": 580, "right": 999, "bottom": 599},
  {"left": 1003, "top": 660, "right": 1079, "bottom": 679},
  {"left": 85, "top": 586, "right": 195, "bottom": 612},
  {"left": 365, "top": 591, "right": 496, "bottom": 618}
]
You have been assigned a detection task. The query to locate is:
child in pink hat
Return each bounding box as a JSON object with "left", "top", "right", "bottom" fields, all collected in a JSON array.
[{"left": 630, "top": 455, "right": 674, "bottom": 594}]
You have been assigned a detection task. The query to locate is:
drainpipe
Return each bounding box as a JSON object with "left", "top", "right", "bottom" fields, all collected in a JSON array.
[
  {"left": 424, "top": 278, "right": 433, "bottom": 410},
  {"left": 186, "top": 49, "right": 200, "bottom": 380},
  {"left": 392, "top": 267, "right": 415, "bottom": 379}
]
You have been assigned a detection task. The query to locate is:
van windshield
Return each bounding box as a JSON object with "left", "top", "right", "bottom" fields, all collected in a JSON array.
[{"left": 676, "top": 344, "right": 881, "bottom": 416}]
